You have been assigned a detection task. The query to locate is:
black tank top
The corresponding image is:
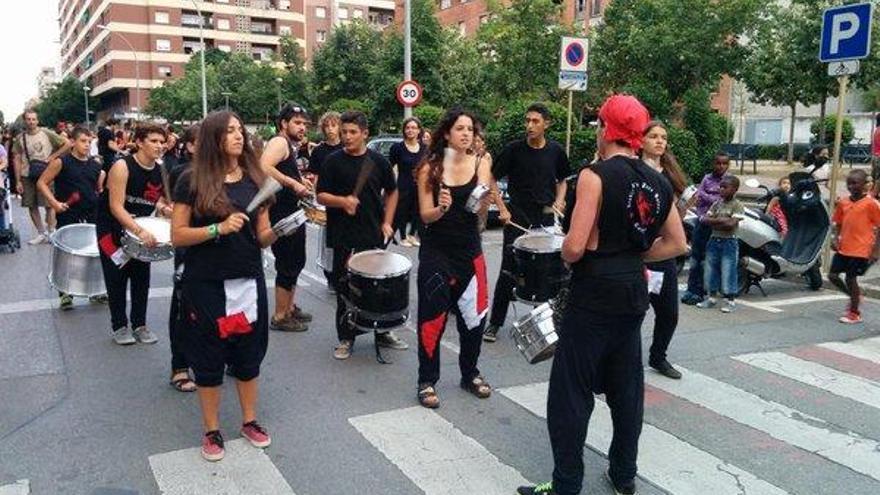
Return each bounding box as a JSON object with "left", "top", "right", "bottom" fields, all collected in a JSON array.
[
  {"left": 272, "top": 137, "right": 303, "bottom": 219},
  {"left": 56, "top": 154, "right": 101, "bottom": 213},
  {"left": 421, "top": 155, "right": 483, "bottom": 253},
  {"left": 96, "top": 154, "right": 165, "bottom": 238}
]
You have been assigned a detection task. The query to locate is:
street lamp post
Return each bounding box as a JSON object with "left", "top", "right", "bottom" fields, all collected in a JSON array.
[
  {"left": 403, "top": 0, "right": 412, "bottom": 119},
  {"left": 221, "top": 91, "right": 232, "bottom": 111},
  {"left": 190, "top": 0, "right": 209, "bottom": 118},
  {"left": 83, "top": 85, "right": 91, "bottom": 128},
  {"left": 98, "top": 25, "right": 140, "bottom": 120},
  {"left": 276, "top": 77, "right": 283, "bottom": 111}
]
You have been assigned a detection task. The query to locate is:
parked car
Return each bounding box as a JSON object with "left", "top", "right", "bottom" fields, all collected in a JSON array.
[{"left": 366, "top": 135, "right": 403, "bottom": 159}]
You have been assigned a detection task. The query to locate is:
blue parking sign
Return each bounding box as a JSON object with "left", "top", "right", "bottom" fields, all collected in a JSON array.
[{"left": 820, "top": 3, "right": 873, "bottom": 62}]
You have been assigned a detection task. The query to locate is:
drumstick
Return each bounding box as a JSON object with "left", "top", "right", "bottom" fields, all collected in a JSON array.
[{"left": 507, "top": 220, "right": 531, "bottom": 234}]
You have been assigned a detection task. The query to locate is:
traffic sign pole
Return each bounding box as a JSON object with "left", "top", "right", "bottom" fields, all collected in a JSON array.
[
  {"left": 823, "top": 74, "right": 850, "bottom": 272},
  {"left": 566, "top": 91, "right": 573, "bottom": 156}
]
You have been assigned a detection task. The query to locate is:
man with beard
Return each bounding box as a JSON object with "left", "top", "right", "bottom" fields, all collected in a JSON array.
[{"left": 261, "top": 103, "right": 314, "bottom": 332}]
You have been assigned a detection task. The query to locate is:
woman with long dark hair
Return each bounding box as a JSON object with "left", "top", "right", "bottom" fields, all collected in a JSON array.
[
  {"left": 414, "top": 108, "right": 495, "bottom": 408},
  {"left": 641, "top": 121, "right": 688, "bottom": 379},
  {"left": 390, "top": 116, "right": 426, "bottom": 246},
  {"left": 171, "top": 112, "right": 281, "bottom": 461}
]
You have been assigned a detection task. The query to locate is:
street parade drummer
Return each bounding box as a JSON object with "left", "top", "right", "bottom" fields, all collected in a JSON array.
[{"left": 518, "top": 95, "right": 686, "bottom": 495}]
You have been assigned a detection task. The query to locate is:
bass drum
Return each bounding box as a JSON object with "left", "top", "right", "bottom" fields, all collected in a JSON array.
[
  {"left": 347, "top": 250, "right": 412, "bottom": 331},
  {"left": 49, "top": 224, "right": 106, "bottom": 297},
  {"left": 513, "top": 232, "right": 570, "bottom": 304}
]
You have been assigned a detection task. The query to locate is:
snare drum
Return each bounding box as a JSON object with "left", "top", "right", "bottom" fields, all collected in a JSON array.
[
  {"left": 678, "top": 185, "right": 698, "bottom": 211},
  {"left": 510, "top": 303, "right": 558, "bottom": 364},
  {"left": 346, "top": 250, "right": 412, "bottom": 331},
  {"left": 513, "top": 231, "right": 570, "bottom": 303},
  {"left": 302, "top": 199, "right": 327, "bottom": 226},
  {"left": 121, "top": 217, "right": 173, "bottom": 262}
]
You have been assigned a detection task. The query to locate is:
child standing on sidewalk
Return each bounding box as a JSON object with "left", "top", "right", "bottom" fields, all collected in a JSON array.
[
  {"left": 697, "top": 176, "right": 743, "bottom": 313},
  {"left": 829, "top": 169, "right": 880, "bottom": 324}
]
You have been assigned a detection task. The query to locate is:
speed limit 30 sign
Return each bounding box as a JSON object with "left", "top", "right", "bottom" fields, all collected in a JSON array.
[{"left": 396, "top": 80, "right": 423, "bottom": 108}]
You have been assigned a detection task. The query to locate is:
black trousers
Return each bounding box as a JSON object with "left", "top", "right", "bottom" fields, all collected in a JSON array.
[
  {"left": 99, "top": 253, "right": 150, "bottom": 331},
  {"left": 547, "top": 305, "right": 645, "bottom": 495},
  {"left": 270, "top": 224, "right": 306, "bottom": 291},
  {"left": 647, "top": 258, "right": 679, "bottom": 365},
  {"left": 394, "top": 188, "right": 421, "bottom": 238},
  {"left": 168, "top": 252, "right": 188, "bottom": 371},
  {"left": 489, "top": 212, "right": 554, "bottom": 327},
  {"left": 685, "top": 222, "right": 711, "bottom": 298}
]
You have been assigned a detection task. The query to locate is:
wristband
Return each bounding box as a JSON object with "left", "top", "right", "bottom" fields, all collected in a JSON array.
[{"left": 208, "top": 223, "right": 219, "bottom": 238}]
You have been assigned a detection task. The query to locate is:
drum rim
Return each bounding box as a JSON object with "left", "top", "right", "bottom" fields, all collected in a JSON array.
[
  {"left": 51, "top": 223, "right": 100, "bottom": 256},
  {"left": 513, "top": 232, "right": 564, "bottom": 253},
  {"left": 125, "top": 216, "right": 172, "bottom": 244},
  {"left": 347, "top": 249, "right": 412, "bottom": 278}
]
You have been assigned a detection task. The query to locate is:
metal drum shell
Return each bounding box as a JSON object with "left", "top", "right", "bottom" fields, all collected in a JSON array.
[
  {"left": 511, "top": 303, "right": 558, "bottom": 364},
  {"left": 49, "top": 224, "right": 106, "bottom": 297},
  {"left": 513, "top": 233, "right": 570, "bottom": 303},
  {"left": 315, "top": 224, "right": 334, "bottom": 271},
  {"left": 122, "top": 217, "right": 173, "bottom": 262}
]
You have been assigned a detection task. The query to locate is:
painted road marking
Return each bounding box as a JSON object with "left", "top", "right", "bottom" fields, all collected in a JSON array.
[
  {"left": 820, "top": 338, "right": 880, "bottom": 365},
  {"left": 733, "top": 351, "right": 880, "bottom": 410},
  {"left": 646, "top": 366, "right": 880, "bottom": 481},
  {"left": 0, "top": 480, "right": 29, "bottom": 495},
  {"left": 733, "top": 299, "right": 784, "bottom": 313},
  {"left": 500, "top": 383, "right": 790, "bottom": 495},
  {"left": 350, "top": 407, "right": 529, "bottom": 495},
  {"left": 734, "top": 293, "right": 851, "bottom": 314},
  {"left": 148, "top": 439, "right": 296, "bottom": 495}
]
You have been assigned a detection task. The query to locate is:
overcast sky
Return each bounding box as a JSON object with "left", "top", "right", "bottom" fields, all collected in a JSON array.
[{"left": 0, "top": 0, "right": 60, "bottom": 122}]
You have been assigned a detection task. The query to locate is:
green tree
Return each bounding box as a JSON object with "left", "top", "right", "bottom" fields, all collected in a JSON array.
[
  {"left": 277, "top": 35, "right": 310, "bottom": 108},
  {"left": 34, "top": 77, "right": 97, "bottom": 128},
  {"left": 310, "top": 21, "right": 384, "bottom": 112}
]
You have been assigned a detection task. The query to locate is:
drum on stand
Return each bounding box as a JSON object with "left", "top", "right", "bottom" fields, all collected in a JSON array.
[
  {"left": 512, "top": 231, "right": 569, "bottom": 304},
  {"left": 49, "top": 224, "right": 106, "bottom": 297},
  {"left": 346, "top": 250, "right": 412, "bottom": 332},
  {"left": 121, "top": 217, "right": 173, "bottom": 262}
]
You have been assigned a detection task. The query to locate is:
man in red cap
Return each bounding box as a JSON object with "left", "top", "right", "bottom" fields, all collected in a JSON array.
[{"left": 517, "top": 95, "right": 687, "bottom": 495}]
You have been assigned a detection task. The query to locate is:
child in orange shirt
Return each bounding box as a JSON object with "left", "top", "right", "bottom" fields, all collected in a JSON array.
[{"left": 830, "top": 169, "right": 880, "bottom": 324}]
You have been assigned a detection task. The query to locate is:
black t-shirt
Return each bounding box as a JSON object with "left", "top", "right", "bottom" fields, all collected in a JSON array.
[
  {"left": 388, "top": 141, "right": 425, "bottom": 191},
  {"left": 492, "top": 139, "right": 570, "bottom": 225},
  {"left": 96, "top": 155, "right": 165, "bottom": 240},
  {"left": 56, "top": 154, "right": 102, "bottom": 215},
  {"left": 308, "top": 142, "right": 343, "bottom": 176},
  {"left": 569, "top": 156, "right": 673, "bottom": 315},
  {"left": 97, "top": 127, "right": 115, "bottom": 164},
  {"left": 270, "top": 136, "right": 303, "bottom": 219},
  {"left": 173, "top": 171, "right": 263, "bottom": 281},
  {"left": 316, "top": 149, "right": 397, "bottom": 249}
]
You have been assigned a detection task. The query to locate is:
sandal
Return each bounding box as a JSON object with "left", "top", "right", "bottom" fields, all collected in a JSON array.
[
  {"left": 461, "top": 375, "right": 492, "bottom": 399},
  {"left": 170, "top": 370, "right": 197, "bottom": 393},
  {"left": 417, "top": 384, "right": 440, "bottom": 409}
]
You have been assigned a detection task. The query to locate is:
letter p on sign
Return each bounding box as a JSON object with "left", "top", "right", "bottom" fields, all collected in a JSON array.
[
  {"left": 831, "top": 13, "right": 860, "bottom": 55},
  {"left": 820, "top": 3, "right": 873, "bottom": 62}
]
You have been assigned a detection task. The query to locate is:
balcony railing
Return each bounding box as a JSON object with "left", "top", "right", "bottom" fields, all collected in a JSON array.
[
  {"left": 250, "top": 23, "right": 274, "bottom": 34},
  {"left": 181, "top": 14, "right": 211, "bottom": 27},
  {"left": 250, "top": 0, "right": 273, "bottom": 9}
]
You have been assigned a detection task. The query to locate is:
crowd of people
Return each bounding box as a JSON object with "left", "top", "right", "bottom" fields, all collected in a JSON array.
[{"left": 1, "top": 98, "right": 879, "bottom": 495}]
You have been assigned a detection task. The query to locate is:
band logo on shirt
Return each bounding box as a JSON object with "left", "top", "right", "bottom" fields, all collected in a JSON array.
[{"left": 626, "top": 182, "right": 661, "bottom": 234}]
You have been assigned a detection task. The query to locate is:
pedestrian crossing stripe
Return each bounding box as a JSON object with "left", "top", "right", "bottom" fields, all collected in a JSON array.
[
  {"left": 349, "top": 406, "right": 531, "bottom": 495},
  {"left": 499, "top": 383, "right": 790, "bottom": 495},
  {"left": 818, "top": 337, "right": 880, "bottom": 365},
  {"left": 0, "top": 480, "right": 29, "bottom": 495}
]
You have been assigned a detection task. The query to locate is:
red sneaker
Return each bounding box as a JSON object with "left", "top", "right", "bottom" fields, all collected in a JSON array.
[
  {"left": 201, "top": 430, "right": 225, "bottom": 462},
  {"left": 241, "top": 420, "right": 271, "bottom": 448},
  {"left": 839, "top": 311, "right": 863, "bottom": 324}
]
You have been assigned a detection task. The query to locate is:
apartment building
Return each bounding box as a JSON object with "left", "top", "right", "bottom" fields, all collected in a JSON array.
[
  {"left": 58, "top": 0, "right": 307, "bottom": 118},
  {"left": 304, "top": 0, "right": 395, "bottom": 63},
  {"left": 426, "top": 0, "right": 608, "bottom": 38}
]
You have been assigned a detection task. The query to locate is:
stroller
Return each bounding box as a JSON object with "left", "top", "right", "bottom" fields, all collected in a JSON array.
[{"left": 0, "top": 171, "right": 21, "bottom": 253}]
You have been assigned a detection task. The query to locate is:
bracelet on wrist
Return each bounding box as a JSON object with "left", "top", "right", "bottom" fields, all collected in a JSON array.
[{"left": 208, "top": 223, "right": 220, "bottom": 238}]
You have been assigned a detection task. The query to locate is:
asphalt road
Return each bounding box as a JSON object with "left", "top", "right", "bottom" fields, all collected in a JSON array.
[{"left": 1, "top": 203, "right": 879, "bottom": 495}]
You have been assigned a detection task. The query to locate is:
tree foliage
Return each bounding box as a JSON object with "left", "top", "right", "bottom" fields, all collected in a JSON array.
[{"left": 34, "top": 77, "right": 97, "bottom": 129}]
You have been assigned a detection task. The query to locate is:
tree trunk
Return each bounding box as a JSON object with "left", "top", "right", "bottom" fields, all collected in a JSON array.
[
  {"left": 787, "top": 103, "right": 797, "bottom": 165},
  {"left": 818, "top": 94, "right": 827, "bottom": 144}
]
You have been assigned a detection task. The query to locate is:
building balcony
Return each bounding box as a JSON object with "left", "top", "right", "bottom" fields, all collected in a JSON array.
[
  {"left": 250, "top": 23, "right": 274, "bottom": 34},
  {"left": 181, "top": 14, "right": 212, "bottom": 28},
  {"left": 250, "top": 0, "right": 273, "bottom": 10}
]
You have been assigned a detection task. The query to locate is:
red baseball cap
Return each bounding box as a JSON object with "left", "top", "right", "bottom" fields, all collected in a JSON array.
[{"left": 598, "top": 95, "right": 651, "bottom": 151}]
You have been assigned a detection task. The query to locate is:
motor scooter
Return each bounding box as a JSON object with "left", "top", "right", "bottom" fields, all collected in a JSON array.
[{"left": 736, "top": 172, "right": 828, "bottom": 295}]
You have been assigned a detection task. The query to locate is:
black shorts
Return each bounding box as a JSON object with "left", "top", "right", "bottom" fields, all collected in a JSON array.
[
  {"left": 270, "top": 224, "right": 306, "bottom": 290},
  {"left": 830, "top": 253, "right": 870, "bottom": 277}
]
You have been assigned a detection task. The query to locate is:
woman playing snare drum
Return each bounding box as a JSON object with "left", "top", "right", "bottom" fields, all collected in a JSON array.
[
  {"left": 414, "top": 108, "right": 495, "bottom": 409},
  {"left": 171, "top": 111, "right": 282, "bottom": 462}
]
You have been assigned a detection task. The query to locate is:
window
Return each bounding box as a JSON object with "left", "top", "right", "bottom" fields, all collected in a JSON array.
[
  {"left": 591, "top": 0, "right": 602, "bottom": 17},
  {"left": 315, "top": 7, "right": 326, "bottom": 18},
  {"left": 353, "top": 9, "right": 363, "bottom": 19},
  {"left": 217, "top": 18, "right": 231, "bottom": 30},
  {"left": 440, "top": 0, "right": 451, "bottom": 9},
  {"left": 338, "top": 7, "right": 348, "bottom": 19},
  {"left": 218, "top": 44, "right": 232, "bottom": 53},
  {"left": 158, "top": 66, "right": 172, "bottom": 77},
  {"left": 279, "top": 25, "right": 292, "bottom": 36},
  {"left": 317, "top": 30, "right": 326, "bottom": 42},
  {"left": 279, "top": 0, "right": 290, "bottom": 10},
  {"left": 216, "top": 0, "right": 229, "bottom": 3},
  {"left": 154, "top": 11, "right": 169, "bottom": 24},
  {"left": 156, "top": 39, "right": 171, "bottom": 52}
]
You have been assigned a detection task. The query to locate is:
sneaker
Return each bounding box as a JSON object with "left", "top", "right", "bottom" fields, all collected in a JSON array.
[
  {"left": 400, "top": 237, "right": 414, "bottom": 247},
  {"left": 59, "top": 294, "right": 74, "bottom": 311},
  {"left": 649, "top": 359, "right": 682, "bottom": 379},
  {"left": 483, "top": 324, "right": 500, "bottom": 343},
  {"left": 240, "top": 420, "right": 272, "bottom": 448},
  {"left": 680, "top": 292, "right": 702, "bottom": 306},
  {"left": 290, "top": 305, "right": 313, "bottom": 322},
  {"left": 410, "top": 236, "right": 421, "bottom": 247},
  {"left": 721, "top": 300, "right": 737, "bottom": 313},
  {"left": 270, "top": 314, "right": 308, "bottom": 332},
  {"left": 27, "top": 233, "right": 48, "bottom": 245},
  {"left": 839, "top": 311, "right": 863, "bottom": 324},
  {"left": 201, "top": 430, "right": 225, "bottom": 462},
  {"left": 88, "top": 293, "right": 109, "bottom": 304},
  {"left": 112, "top": 326, "right": 136, "bottom": 346},
  {"left": 605, "top": 469, "right": 637, "bottom": 495},
  {"left": 696, "top": 297, "right": 717, "bottom": 309},
  {"left": 516, "top": 481, "right": 557, "bottom": 495},
  {"left": 132, "top": 326, "right": 159, "bottom": 344},
  {"left": 334, "top": 340, "right": 353, "bottom": 360},
  {"left": 376, "top": 331, "right": 409, "bottom": 350}
]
